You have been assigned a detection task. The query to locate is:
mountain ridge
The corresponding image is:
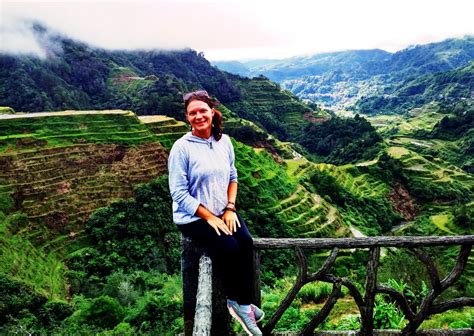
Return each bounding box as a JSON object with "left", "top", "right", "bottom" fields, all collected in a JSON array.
[{"left": 213, "top": 36, "right": 474, "bottom": 110}]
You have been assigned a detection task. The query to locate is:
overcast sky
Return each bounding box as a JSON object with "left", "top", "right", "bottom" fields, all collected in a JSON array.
[{"left": 1, "top": 0, "right": 473, "bottom": 61}]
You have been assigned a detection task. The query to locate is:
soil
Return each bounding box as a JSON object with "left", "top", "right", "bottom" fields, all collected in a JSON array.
[{"left": 388, "top": 183, "right": 418, "bottom": 220}]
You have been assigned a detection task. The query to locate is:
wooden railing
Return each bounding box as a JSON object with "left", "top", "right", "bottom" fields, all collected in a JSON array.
[
  {"left": 252, "top": 236, "right": 474, "bottom": 336},
  {"left": 183, "top": 235, "right": 474, "bottom": 335}
]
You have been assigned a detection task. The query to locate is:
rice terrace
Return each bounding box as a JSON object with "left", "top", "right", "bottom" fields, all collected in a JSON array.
[{"left": 0, "top": 12, "right": 473, "bottom": 336}]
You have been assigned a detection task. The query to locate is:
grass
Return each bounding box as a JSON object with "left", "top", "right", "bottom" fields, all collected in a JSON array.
[
  {"left": 420, "top": 307, "right": 474, "bottom": 329},
  {"left": 388, "top": 146, "right": 410, "bottom": 158},
  {"left": 430, "top": 213, "right": 456, "bottom": 234},
  {"left": 0, "top": 225, "right": 68, "bottom": 300},
  {"left": 0, "top": 110, "right": 158, "bottom": 152},
  {"left": 367, "top": 103, "right": 447, "bottom": 137}
]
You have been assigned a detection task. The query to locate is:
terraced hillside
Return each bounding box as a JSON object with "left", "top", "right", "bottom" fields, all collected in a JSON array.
[
  {"left": 368, "top": 105, "right": 446, "bottom": 137},
  {"left": 0, "top": 111, "right": 168, "bottom": 240},
  {"left": 139, "top": 115, "right": 188, "bottom": 149},
  {"left": 227, "top": 76, "right": 314, "bottom": 140},
  {"left": 284, "top": 157, "right": 377, "bottom": 237},
  {"left": 140, "top": 114, "right": 346, "bottom": 238},
  {"left": 316, "top": 162, "right": 389, "bottom": 198},
  {"left": 284, "top": 156, "right": 401, "bottom": 236},
  {"left": 387, "top": 146, "right": 473, "bottom": 201},
  {"left": 272, "top": 183, "right": 348, "bottom": 238},
  {"left": 368, "top": 101, "right": 473, "bottom": 173}
]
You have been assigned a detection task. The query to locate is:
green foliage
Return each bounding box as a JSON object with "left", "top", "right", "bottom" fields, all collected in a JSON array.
[
  {"left": 68, "top": 295, "right": 125, "bottom": 329},
  {"left": 0, "top": 274, "right": 47, "bottom": 325},
  {"left": 0, "top": 106, "right": 16, "bottom": 114},
  {"left": 432, "top": 107, "right": 474, "bottom": 140},
  {"left": 308, "top": 167, "right": 401, "bottom": 234},
  {"left": 309, "top": 169, "right": 349, "bottom": 207},
  {"left": 108, "top": 322, "right": 135, "bottom": 336},
  {"left": 0, "top": 229, "right": 68, "bottom": 300},
  {"left": 59, "top": 272, "right": 183, "bottom": 335},
  {"left": 453, "top": 203, "right": 474, "bottom": 230},
  {"left": 227, "top": 124, "right": 267, "bottom": 145},
  {"left": 126, "top": 291, "right": 182, "bottom": 334},
  {"left": 0, "top": 192, "right": 14, "bottom": 214},
  {"left": 298, "top": 114, "right": 382, "bottom": 164},
  {"left": 67, "top": 176, "right": 180, "bottom": 290},
  {"left": 297, "top": 281, "right": 333, "bottom": 304},
  {"left": 0, "top": 274, "right": 73, "bottom": 334},
  {"left": 373, "top": 296, "right": 406, "bottom": 329},
  {"left": 261, "top": 277, "right": 315, "bottom": 331},
  {"left": 421, "top": 308, "right": 474, "bottom": 329},
  {"left": 334, "top": 315, "right": 361, "bottom": 330},
  {"left": 378, "top": 250, "right": 431, "bottom": 302},
  {"left": 356, "top": 62, "right": 474, "bottom": 115},
  {"left": 38, "top": 301, "right": 74, "bottom": 330}
]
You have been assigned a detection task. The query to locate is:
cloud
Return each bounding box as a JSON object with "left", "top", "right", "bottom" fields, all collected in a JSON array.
[
  {"left": 1, "top": 0, "right": 473, "bottom": 60},
  {"left": 0, "top": 18, "right": 47, "bottom": 57},
  {"left": 1, "top": 1, "right": 281, "bottom": 57}
]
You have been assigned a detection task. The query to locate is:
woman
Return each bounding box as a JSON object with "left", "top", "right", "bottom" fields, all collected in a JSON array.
[{"left": 168, "top": 90, "right": 264, "bottom": 335}]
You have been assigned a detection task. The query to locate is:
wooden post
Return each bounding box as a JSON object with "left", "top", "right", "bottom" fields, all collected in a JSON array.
[
  {"left": 253, "top": 249, "right": 262, "bottom": 308},
  {"left": 193, "top": 255, "right": 212, "bottom": 335},
  {"left": 181, "top": 236, "right": 232, "bottom": 335}
]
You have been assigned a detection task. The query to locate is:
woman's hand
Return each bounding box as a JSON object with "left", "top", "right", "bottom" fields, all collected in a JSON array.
[
  {"left": 207, "top": 216, "right": 232, "bottom": 236},
  {"left": 223, "top": 210, "right": 240, "bottom": 233}
]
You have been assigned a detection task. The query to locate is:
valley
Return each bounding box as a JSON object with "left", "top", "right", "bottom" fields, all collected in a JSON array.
[{"left": 0, "top": 30, "right": 472, "bottom": 334}]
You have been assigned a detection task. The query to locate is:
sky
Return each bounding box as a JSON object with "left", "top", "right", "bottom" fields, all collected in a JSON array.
[{"left": 1, "top": 0, "right": 473, "bottom": 61}]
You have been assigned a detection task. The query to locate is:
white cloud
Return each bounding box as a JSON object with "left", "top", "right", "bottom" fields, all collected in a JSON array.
[
  {"left": 1, "top": 0, "right": 473, "bottom": 60},
  {"left": 0, "top": 19, "right": 47, "bottom": 57}
]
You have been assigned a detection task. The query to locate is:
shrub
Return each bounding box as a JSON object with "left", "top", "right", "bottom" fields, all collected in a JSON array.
[
  {"left": 0, "top": 274, "right": 47, "bottom": 325},
  {"left": 38, "top": 300, "right": 74, "bottom": 330},
  {"left": 297, "top": 282, "right": 333, "bottom": 304},
  {"left": 74, "top": 295, "right": 125, "bottom": 329},
  {"left": 69, "top": 176, "right": 180, "bottom": 281},
  {"left": 126, "top": 292, "right": 182, "bottom": 335},
  {"left": 373, "top": 295, "right": 406, "bottom": 329},
  {"left": 98, "top": 322, "right": 135, "bottom": 336}
]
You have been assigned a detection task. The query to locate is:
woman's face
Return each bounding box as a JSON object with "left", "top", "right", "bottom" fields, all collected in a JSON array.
[{"left": 186, "top": 100, "right": 214, "bottom": 136}]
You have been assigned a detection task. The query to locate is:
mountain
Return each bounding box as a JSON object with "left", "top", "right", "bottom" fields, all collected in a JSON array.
[
  {"left": 239, "top": 49, "right": 391, "bottom": 81},
  {"left": 0, "top": 25, "right": 239, "bottom": 115},
  {"left": 213, "top": 36, "right": 474, "bottom": 110},
  {"left": 1, "top": 25, "right": 386, "bottom": 163},
  {"left": 211, "top": 60, "right": 251, "bottom": 77},
  {"left": 355, "top": 61, "right": 474, "bottom": 115},
  {"left": 1, "top": 25, "right": 473, "bottom": 334}
]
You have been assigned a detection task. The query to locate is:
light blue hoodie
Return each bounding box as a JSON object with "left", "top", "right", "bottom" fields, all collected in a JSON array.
[{"left": 168, "top": 132, "right": 238, "bottom": 224}]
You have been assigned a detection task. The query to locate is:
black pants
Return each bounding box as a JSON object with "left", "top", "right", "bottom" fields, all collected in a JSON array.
[{"left": 178, "top": 213, "right": 254, "bottom": 305}]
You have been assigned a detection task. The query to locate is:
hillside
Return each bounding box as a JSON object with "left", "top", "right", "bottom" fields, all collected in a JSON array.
[
  {"left": 0, "top": 24, "right": 313, "bottom": 125},
  {"left": 0, "top": 111, "right": 168, "bottom": 241},
  {"left": 355, "top": 61, "right": 474, "bottom": 115},
  {"left": 1, "top": 25, "right": 386, "bottom": 164},
  {"left": 1, "top": 25, "right": 473, "bottom": 333},
  {"left": 213, "top": 36, "right": 474, "bottom": 110}
]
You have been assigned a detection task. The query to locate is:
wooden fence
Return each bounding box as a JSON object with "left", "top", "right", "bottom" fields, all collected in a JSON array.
[{"left": 183, "top": 235, "right": 474, "bottom": 335}]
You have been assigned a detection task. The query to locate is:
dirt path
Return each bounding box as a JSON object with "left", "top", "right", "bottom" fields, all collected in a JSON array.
[{"left": 349, "top": 225, "right": 366, "bottom": 238}]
